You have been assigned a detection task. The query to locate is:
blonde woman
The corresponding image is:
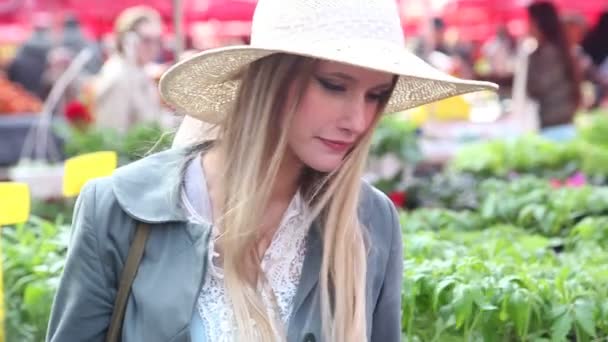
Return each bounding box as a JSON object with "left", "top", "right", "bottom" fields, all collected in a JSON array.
[
  {"left": 93, "top": 6, "right": 163, "bottom": 134},
  {"left": 46, "top": 0, "right": 497, "bottom": 341}
]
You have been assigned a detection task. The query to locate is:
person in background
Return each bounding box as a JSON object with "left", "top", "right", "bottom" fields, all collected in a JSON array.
[
  {"left": 562, "top": 13, "right": 602, "bottom": 108},
  {"left": 60, "top": 14, "right": 103, "bottom": 74},
  {"left": 7, "top": 13, "right": 53, "bottom": 99},
  {"left": 581, "top": 11, "right": 608, "bottom": 105},
  {"left": 92, "top": 6, "right": 163, "bottom": 134},
  {"left": 481, "top": 25, "right": 517, "bottom": 77},
  {"left": 526, "top": 1, "right": 581, "bottom": 128},
  {"left": 582, "top": 11, "right": 608, "bottom": 69},
  {"left": 431, "top": 17, "right": 451, "bottom": 56}
]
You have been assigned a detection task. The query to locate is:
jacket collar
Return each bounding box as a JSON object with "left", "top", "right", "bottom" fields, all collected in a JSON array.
[
  {"left": 111, "top": 147, "right": 191, "bottom": 224},
  {"left": 111, "top": 146, "right": 324, "bottom": 316}
]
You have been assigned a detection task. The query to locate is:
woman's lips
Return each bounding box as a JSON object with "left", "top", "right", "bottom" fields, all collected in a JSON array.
[{"left": 318, "top": 137, "right": 353, "bottom": 153}]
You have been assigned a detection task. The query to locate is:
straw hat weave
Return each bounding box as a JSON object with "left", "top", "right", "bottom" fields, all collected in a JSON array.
[{"left": 159, "top": 0, "right": 498, "bottom": 123}]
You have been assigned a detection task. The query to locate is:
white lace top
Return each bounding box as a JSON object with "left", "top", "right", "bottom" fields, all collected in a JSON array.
[{"left": 182, "top": 155, "right": 311, "bottom": 341}]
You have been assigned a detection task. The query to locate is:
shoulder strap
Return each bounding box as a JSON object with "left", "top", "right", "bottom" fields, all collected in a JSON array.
[{"left": 106, "top": 222, "right": 151, "bottom": 342}]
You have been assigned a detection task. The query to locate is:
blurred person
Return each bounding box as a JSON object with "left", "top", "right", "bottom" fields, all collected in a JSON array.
[
  {"left": 563, "top": 13, "right": 587, "bottom": 47},
  {"left": 563, "top": 13, "right": 601, "bottom": 108},
  {"left": 41, "top": 47, "right": 74, "bottom": 101},
  {"left": 582, "top": 11, "right": 608, "bottom": 68},
  {"left": 482, "top": 25, "right": 517, "bottom": 76},
  {"left": 414, "top": 17, "right": 451, "bottom": 60},
  {"left": 92, "top": 6, "right": 164, "bottom": 134},
  {"left": 581, "top": 11, "right": 608, "bottom": 104},
  {"left": 526, "top": 1, "right": 581, "bottom": 128},
  {"left": 562, "top": 14, "right": 592, "bottom": 73},
  {"left": 60, "top": 14, "right": 103, "bottom": 74},
  {"left": 7, "top": 13, "right": 53, "bottom": 99},
  {"left": 432, "top": 17, "right": 451, "bottom": 56}
]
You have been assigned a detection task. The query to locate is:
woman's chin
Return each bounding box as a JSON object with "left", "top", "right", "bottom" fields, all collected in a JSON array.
[{"left": 302, "top": 155, "right": 344, "bottom": 173}]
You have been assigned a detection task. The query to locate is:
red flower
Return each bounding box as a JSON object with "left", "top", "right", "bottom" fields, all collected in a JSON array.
[
  {"left": 388, "top": 191, "right": 406, "bottom": 208},
  {"left": 549, "top": 179, "right": 563, "bottom": 189},
  {"left": 65, "top": 101, "right": 92, "bottom": 125}
]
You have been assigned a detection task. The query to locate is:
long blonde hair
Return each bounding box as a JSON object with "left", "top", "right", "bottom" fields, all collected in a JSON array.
[{"left": 209, "top": 53, "right": 393, "bottom": 341}]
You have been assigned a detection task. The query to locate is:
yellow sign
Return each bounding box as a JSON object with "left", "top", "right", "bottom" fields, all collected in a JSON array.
[
  {"left": 63, "top": 151, "right": 118, "bottom": 197},
  {"left": 0, "top": 182, "right": 30, "bottom": 342},
  {"left": 0, "top": 241, "right": 4, "bottom": 342},
  {"left": 428, "top": 95, "right": 471, "bottom": 121},
  {"left": 0, "top": 182, "right": 30, "bottom": 226}
]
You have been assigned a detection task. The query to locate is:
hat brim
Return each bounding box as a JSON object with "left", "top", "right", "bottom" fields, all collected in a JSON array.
[{"left": 159, "top": 44, "right": 498, "bottom": 124}]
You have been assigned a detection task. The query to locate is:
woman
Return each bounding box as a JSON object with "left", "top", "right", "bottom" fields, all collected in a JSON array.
[
  {"left": 527, "top": 2, "right": 582, "bottom": 128},
  {"left": 93, "top": 6, "right": 163, "bottom": 134},
  {"left": 46, "top": 0, "right": 496, "bottom": 341}
]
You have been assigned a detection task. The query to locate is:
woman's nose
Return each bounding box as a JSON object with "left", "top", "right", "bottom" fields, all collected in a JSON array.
[{"left": 340, "top": 97, "right": 369, "bottom": 136}]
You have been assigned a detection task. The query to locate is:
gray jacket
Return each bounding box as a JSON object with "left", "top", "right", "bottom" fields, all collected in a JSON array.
[{"left": 46, "top": 148, "right": 403, "bottom": 342}]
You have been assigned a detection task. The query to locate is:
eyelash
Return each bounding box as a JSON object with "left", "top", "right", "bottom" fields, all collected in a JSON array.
[
  {"left": 316, "top": 77, "right": 389, "bottom": 102},
  {"left": 317, "top": 77, "right": 345, "bottom": 92}
]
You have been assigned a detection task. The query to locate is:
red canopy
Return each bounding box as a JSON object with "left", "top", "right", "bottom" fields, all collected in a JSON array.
[
  {"left": 440, "top": 0, "right": 608, "bottom": 42},
  {"left": 1, "top": 0, "right": 607, "bottom": 43},
  {"left": 0, "top": 0, "right": 257, "bottom": 39}
]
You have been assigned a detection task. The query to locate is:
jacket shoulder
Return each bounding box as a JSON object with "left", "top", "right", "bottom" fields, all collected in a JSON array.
[{"left": 358, "top": 180, "right": 401, "bottom": 254}]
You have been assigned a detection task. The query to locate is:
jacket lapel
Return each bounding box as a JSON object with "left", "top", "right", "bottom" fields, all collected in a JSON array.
[{"left": 291, "top": 220, "right": 323, "bottom": 314}]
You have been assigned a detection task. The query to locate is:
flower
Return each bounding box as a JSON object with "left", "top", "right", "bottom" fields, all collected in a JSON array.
[
  {"left": 64, "top": 101, "right": 92, "bottom": 125},
  {"left": 549, "top": 172, "right": 587, "bottom": 189},
  {"left": 388, "top": 191, "right": 406, "bottom": 208},
  {"left": 549, "top": 179, "right": 563, "bottom": 189},
  {"left": 565, "top": 172, "right": 586, "bottom": 188}
]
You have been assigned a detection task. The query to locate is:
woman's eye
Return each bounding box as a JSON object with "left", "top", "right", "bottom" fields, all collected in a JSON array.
[
  {"left": 366, "top": 91, "right": 390, "bottom": 102},
  {"left": 317, "top": 77, "right": 346, "bottom": 92}
]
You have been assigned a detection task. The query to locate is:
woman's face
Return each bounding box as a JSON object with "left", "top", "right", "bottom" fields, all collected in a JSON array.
[
  {"left": 285, "top": 61, "right": 394, "bottom": 173},
  {"left": 135, "top": 20, "right": 162, "bottom": 66}
]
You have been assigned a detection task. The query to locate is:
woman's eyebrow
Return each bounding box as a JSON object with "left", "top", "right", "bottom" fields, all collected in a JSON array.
[{"left": 321, "top": 72, "right": 356, "bottom": 82}]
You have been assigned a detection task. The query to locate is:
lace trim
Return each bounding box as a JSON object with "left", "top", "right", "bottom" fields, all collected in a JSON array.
[{"left": 196, "top": 192, "right": 310, "bottom": 341}]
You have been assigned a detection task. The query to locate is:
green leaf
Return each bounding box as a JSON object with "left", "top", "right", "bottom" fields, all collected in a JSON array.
[
  {"left": 551, "top": 312, "right": 573, "bottom": 341},
  {"left": 453, "top": 284, "right": 473, "bottom": 329},
  {"left": 573, "top": 300, "right": 596, "bottom": 337},
  {"left": 510, "top": 289, "right": 531, "bottom": 338},
  {"left": 433, "top": 278, "right": 456, "bottom": 312}
]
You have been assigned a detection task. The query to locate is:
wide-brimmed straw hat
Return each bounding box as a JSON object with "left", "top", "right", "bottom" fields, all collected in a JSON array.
[{"left": 159, "top": 0, "right": 498, "bottom": 124}]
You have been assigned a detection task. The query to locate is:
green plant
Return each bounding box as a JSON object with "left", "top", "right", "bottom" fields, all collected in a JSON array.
[
  {"left": 401, "top": 210, "right": 608, "bottom": 340},
  {"left": 2, "top": 216, "right": 70, "bottom": 342},
  {"left": 30, "top": 199, "right": 75, "bottom": 223},
  {"left": 575, "top": 110, "right": 608, "bottom": 147},
  {"left": 404, "top": 172, "right": 481, "bottom": 210},
  {"left": 371, "top": 114, "right": 421, "bottom": 164},
  {"left": 478, "top": 177, "right": 608, "bottom": 237},
  {"left": 121, "top": 123, "right": 173, "bottom": 163},
  {"left": 450, "top": 135, "right": 579, "bottom": 179},
  {"left": 62, "top": 123, "right": 173, "bottom": 165},
  {"left": 369, "top": 114, "right": 421, "bottom": 193},
  {"left": 62, "top": 126, "right": 121, "bottom": 158}
]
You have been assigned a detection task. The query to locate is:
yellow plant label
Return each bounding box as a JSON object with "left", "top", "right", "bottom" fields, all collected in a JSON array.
[
  {"left": 0, "top": 182, "right": 30, "bottom": 226},
  {"left": 63, "top": 151, "right": 118, "bottom": 197}
]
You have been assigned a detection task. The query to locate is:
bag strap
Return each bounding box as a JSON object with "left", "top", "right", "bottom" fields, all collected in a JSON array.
[{"left": 106, "top": 222, "right": 151, "bottom": 342}]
